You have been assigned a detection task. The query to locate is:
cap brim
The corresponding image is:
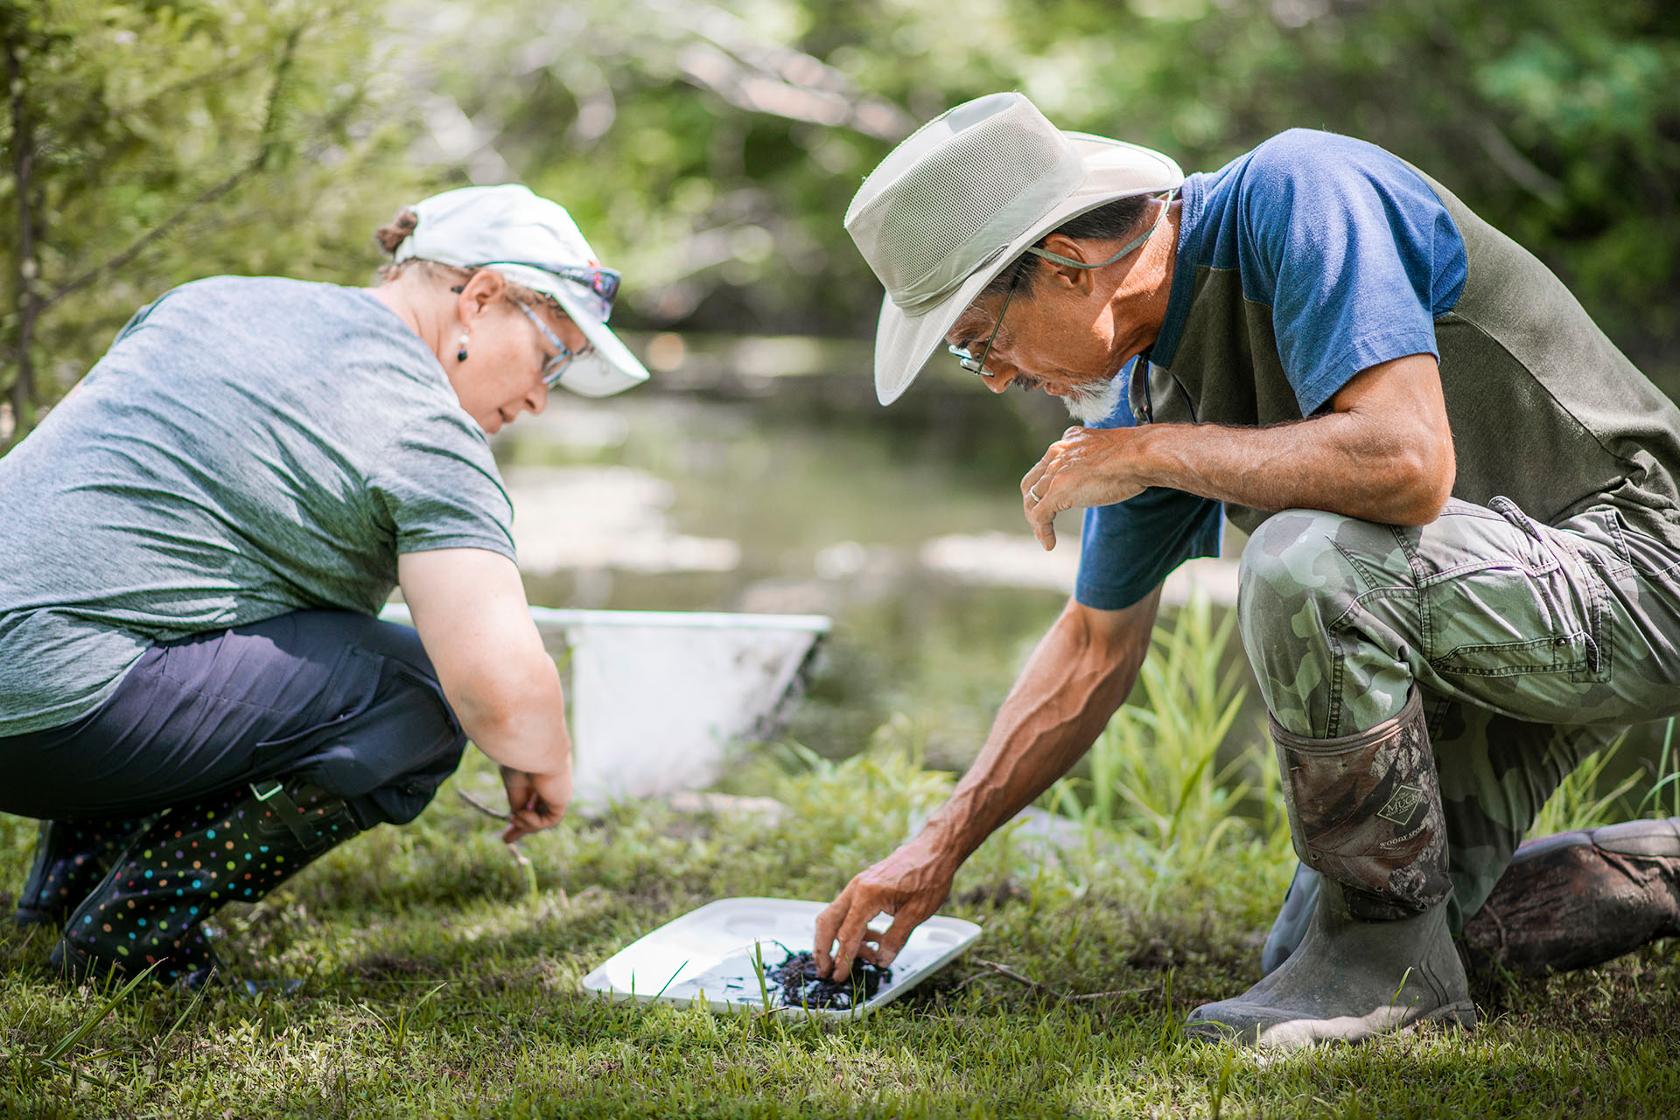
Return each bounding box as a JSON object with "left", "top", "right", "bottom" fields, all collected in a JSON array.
[
  {"left": 488, "top": 262, "right": 652, "bottom": 398},
  {"left": 871, "top": 134, "right": 1183, "bottom": 406}
]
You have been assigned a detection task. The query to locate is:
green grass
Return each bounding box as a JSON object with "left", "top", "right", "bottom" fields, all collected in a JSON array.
[
  {"left": 3, "top": 605, "right": 1678, "bottom": 1118},
  {"left": 1044, "top": 593, "right": 1289, "bottom": 907},
  {"left": 3, "top": 751, "right": 1675, "bottom": 1119},
  {"left": 3, "top": 772, "right": 1678, "bottom": 1119}
]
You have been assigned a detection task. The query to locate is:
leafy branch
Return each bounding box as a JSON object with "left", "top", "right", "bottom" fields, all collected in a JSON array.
[
  {"left": 4, "top": 11, "right": 42, "bottom": 427},
  {"left": 40, "top": 25, "right": 303, "bottom": 313}
]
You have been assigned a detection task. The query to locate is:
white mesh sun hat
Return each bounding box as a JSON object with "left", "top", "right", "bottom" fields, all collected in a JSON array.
[
  {"left": 845, "top": 92, "right": 1183, "bottom": 405},
  {"left": 392, "top": 183, "right": 650, "bottom": 398}
]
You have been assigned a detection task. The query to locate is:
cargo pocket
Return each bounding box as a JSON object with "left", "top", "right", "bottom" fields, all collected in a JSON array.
[
  {"left": 250, "top": 647, "right": 384, "bottom": 774},
  {"left": 1420, "top": 497, "right": 1604, "bottom": 680},
  {"left": 1596, "top": 506, "right": 1680, "bottom": 591},
  {"left": 284, "top": 647, "right": 464, "bottom": 825}
]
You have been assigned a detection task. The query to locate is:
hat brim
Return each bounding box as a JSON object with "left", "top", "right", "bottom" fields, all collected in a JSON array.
[
  {"left": 487, "top": 262, "right": 651, "bottom": 399},
  {"left": 871, "top": 134, "right": 1183, "bottom": 406}
]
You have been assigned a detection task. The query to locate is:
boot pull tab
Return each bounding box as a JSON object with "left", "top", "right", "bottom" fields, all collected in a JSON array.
[{"left": 250, "top": 780, "right": 318, "bottom": 848}]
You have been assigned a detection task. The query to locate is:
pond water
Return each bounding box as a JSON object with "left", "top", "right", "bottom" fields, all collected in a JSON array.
[{"left": 492, "top": 332, "right": 1244, "bottom": 767}]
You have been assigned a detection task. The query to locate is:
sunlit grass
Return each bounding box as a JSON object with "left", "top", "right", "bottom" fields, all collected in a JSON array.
[{"left": 1043, "top": 592, "right": 1291, "bottom": 912}]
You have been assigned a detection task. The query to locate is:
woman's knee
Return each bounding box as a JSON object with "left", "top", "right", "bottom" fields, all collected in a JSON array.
[{"left": 274, "top": 621, "right": 466, "bottom": 824}]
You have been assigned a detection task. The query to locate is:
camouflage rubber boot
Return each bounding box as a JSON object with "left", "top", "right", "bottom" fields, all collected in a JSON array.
[
  {"left": 1462, "top": 817, "right": 1680, "bottom": 975},
  {"left": 1258, "top": 861, "right": 1320, "bottom": 976},
  {"left": 1186, "top": 690, "right": 1476, "bottom": 1047},
  {"left": 15, "top": 816, "right": 153, "bottom": 929},
  {"left": 51, "top": 778, "right": 363, "bottom": 988},
  {"left": 1266, "top": 819, "right": 1680, "bottom": 977}
]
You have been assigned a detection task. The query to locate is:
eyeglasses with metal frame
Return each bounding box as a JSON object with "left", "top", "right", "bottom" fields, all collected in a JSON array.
[
  {"left": 515, "top": 301, "right": 579, "bottom": 389},
  {"left": 945, "top": 188, "right": 1176, "bottom": 379}
]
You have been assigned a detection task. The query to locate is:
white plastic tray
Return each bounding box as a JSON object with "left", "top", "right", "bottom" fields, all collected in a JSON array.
[{"left": 580, "top": 897, "right": 981, "bottom": 1019}]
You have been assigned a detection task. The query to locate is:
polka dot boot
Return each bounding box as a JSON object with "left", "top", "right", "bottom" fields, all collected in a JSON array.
[
  {"left": 50, "top": 778, "right": 363, "bottom": 988},
  {"left": 16, "top": 816, "right": 154, "bottom": 929}
]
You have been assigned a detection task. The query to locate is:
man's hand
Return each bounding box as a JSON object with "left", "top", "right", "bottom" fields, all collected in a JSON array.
[
  {"left": 1021, "top": 426, "right": 1148, "bottom": 550},
  {"left": 500, "top": 763, "right": 571, "bottom": 843},
  {"left": 813, "top": 596, "right": 1157, "bottom": 982},
  {"left": 813, "top": 834, "right": 958, "bottom": 980}
]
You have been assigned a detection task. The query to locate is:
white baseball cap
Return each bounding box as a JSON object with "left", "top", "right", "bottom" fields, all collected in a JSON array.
[
  {"left": 845, "top": 93, "right": 1183, "bottom": 405},
  {"left": 391, "top": 183, "right": 650, "bottom": 398}
]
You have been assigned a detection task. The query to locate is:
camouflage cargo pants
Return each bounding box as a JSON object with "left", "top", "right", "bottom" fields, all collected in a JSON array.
[{"left": 1239, "top": 496, "right": 1680, "bottom": 931}]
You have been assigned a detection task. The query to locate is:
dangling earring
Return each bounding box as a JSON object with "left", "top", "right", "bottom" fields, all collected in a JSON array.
[{"left": 456, "top": 331, "right": 470, "bottom": 363}]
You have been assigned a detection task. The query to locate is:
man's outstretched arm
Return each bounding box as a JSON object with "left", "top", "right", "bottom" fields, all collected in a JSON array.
[{"left": 814, "top": 588, "right": 1161, "bottom": 979}]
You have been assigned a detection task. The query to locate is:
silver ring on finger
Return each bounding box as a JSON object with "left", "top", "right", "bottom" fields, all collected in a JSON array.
[{"left": 1028, "top": 485, "right": 1042, "bottom": 502}]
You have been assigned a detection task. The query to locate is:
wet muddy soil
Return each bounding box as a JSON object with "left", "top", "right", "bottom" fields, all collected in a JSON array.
[
  {"left": 668, "top": 945, "right": 893, "bottom": 1010},
  {"left": 767, "top": 949, "right": 891, "bottom": 1010}
]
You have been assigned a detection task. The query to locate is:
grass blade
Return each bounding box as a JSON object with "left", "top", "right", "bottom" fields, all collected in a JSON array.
[{"left": 43, "top": 962, "right": 159, "bottom": 1064}]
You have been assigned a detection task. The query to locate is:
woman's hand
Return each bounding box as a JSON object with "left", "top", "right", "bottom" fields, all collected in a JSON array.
[
  {"left": 500, "top": 763, "right": 572, "bottom": 842},
  {"left": 1021, "top": 426, "right": 1149, "bottom": 550}
]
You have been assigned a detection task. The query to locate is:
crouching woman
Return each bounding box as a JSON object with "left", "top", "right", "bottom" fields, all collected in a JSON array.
[{"left": 0, "top": 184, "right": 649, "bottom": 985}]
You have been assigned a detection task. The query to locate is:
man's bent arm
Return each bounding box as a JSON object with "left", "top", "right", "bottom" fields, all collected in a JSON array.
[
  {"left": 1025, "top": 354, "right": 1456, "bottom": 548},
  {"left": 814, "top": 589, "right": 1160, "bottom": 978}
]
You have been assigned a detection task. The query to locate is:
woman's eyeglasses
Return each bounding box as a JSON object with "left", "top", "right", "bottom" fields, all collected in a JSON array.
[{"left": 516, "top": 302, "right": 579, "bottom": 389}]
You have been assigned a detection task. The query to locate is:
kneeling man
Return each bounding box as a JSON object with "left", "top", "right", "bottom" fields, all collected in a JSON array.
[{"left": 816, "top": 92, "right": 1680, "bottom": 1047}]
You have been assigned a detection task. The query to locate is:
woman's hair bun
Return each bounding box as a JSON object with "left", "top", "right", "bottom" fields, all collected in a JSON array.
[{"left": 374, "top": 207, "right": 419, "bottom": 255}]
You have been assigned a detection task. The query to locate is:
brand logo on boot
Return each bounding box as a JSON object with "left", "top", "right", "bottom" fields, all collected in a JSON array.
[{"left": 1377, "top": 784, "right": 1425, "bottom": 827}]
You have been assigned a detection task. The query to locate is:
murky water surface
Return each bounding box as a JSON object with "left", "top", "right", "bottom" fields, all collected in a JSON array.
[{"left": 493, "top": 340, "right": 1144, "bottom": 763}]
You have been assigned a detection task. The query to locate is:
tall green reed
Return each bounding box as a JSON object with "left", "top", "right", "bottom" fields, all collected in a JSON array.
[
  {"left": 1636, "top": 716, "right": 1680, "bottom": 821},
  {"left": 1044, "top": 590, "right": 1285, "bottom": 895},
  {"left": 1526, "top": 735, "right": 1643, "bottom": 838},
  {"left": 1528, "top": 715, "right": 1680, "bottom": 838}
]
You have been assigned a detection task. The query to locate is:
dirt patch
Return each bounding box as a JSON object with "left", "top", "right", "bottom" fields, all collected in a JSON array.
[
  {"left": 767, "top": 949, "right": 891, "bottom": 1010},
  {"left": 347, "top": 952, "right": 430, "bottom": 980},
  {"left": 1495, "top": 947, "right": 1680, "bottom": 1036},
  {"left": 1120, "top": 912, "right": 1248, "bottom": 972}
]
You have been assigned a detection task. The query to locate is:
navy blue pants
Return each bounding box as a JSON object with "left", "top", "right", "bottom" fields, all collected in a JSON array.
[{"left": 0, "top": 611, "right": 466, "bottom": 829}]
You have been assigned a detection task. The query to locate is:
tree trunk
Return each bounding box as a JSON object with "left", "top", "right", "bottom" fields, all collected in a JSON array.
[{"left": 4, "top": 21, "right": 38, "bottom": 432}]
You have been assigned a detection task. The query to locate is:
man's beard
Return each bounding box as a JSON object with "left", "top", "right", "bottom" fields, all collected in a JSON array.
[{"left": 1061, "top": 374, "right": 1126, "bottom": 425}]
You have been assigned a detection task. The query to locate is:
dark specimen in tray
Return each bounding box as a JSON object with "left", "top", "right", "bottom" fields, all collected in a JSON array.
[{"left": 767, "top": 949, "right": 892, "bottom": 1010}]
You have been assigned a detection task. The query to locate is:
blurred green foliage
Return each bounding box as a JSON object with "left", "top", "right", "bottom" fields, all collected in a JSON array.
[
  {"left": 0, "top": 0, "right": 425, "bottom": 439},
  {"left": 428, "top": 0, "right": 1678, "bottom": 364},
  {"left": 4, "top": 0, "right": 1677, "bottom": 441}
]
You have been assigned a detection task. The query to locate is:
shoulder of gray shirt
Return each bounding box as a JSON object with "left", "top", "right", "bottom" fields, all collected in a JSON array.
[{"left": 101, "top": 274, "right": 515, "bottom": 546}]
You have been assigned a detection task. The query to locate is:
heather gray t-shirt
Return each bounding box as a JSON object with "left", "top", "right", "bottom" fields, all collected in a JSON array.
[{"left": 0, "top": 276, "right": 516, "bottom": 736}]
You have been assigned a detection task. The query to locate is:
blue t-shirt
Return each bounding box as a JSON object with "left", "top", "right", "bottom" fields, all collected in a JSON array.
[{"left": 1075, "top": 129, "right": 1469, "bottom": 611}]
